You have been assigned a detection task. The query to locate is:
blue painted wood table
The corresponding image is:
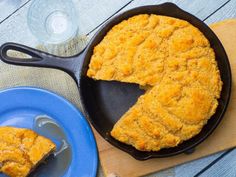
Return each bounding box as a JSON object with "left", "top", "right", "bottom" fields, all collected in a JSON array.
[{"left": 0, "top": 0, "right": 235, "bottom": 177}]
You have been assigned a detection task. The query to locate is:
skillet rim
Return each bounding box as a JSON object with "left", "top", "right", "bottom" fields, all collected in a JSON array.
[{"left": 78, "top": 2, "right": 232, "bottom": 160}]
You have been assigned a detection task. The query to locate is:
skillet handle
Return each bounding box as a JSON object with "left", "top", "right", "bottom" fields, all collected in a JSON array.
[{"left": 0, "top": 42, "right": 83, "bottom": 76}]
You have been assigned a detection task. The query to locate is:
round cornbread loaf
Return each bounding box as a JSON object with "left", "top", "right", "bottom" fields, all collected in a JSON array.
[{"left": 87, "top": 14, "right": 222, "bottom": 151}]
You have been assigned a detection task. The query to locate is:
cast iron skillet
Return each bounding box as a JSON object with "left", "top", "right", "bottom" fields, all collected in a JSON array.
[{"left": 0, "top": 3, "right": 231, "bottom": 160}]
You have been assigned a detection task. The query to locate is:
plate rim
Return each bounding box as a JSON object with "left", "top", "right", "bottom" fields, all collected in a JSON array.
[{"left": 0, "top": 86, "right": 98, "bottom": 177}]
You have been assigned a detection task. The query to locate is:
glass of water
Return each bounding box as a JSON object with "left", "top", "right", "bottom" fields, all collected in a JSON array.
[{"left": 27, "top": 0, "right": 78, "bottom": 44}]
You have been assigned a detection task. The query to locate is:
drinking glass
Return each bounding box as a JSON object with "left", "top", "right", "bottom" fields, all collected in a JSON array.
[{"left": 27, "top": 0, "right": 79, "bottom": 44}]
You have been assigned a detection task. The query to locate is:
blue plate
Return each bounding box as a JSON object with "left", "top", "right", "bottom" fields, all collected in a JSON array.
[{"left": 0, "top": 87, "right": 98, "bottom": 177}]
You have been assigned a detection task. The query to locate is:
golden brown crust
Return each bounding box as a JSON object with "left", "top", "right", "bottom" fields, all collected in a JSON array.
[
  {"left": 87, "top": 14, "right": 222, "bottom": 151},
  {"left": 0, "top": 127, "right": 56, "bottom": 177}
]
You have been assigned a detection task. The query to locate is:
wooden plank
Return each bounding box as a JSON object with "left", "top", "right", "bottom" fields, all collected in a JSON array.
[
  {"left": 121, "top": 0, "right": 229, "bottom": 20},
  {"left": 174, "top": 152, "right": 223, "bottom": 177},
  {"left": 0, "top": 0, "right": 29, "bottom": 22},
  {"left": 75, "top": 0, "right": 132, "bottom": 35},
  {"left": 205, "top": 0, "right": 236, "bottom": 24},
  {"left": 198, "top": 149, "right": 236, "bottom": 177},
  {"left": 140, "top": 152, "right": 223, "bottom": 177},
  {"left": 0, "top": 2, "right": 38, "bottom": 47},
  {"left": 0, "top": 0, "right": 131, "bottom": 48},
  {"left": 88, "top": 0, "right": 229, "bottom": 37}
]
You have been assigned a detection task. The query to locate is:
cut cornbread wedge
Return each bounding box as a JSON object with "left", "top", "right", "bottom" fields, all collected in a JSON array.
[
  {"left": 111, "top": 78, "right": 218, "bottom": 151},
  {"left": 0, "top": 127, "right": 56, "bottom": 177}
]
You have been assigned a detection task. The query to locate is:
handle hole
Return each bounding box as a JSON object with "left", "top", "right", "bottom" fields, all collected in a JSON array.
[{"left": 6, "top": 49, "right": 33, "bottom": 59}]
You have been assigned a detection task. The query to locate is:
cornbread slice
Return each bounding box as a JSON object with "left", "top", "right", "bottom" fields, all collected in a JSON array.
[
  {"left": 0, "top": 127, "right": 56, "bottom": 177},
  {"left": 87, "top": 14, "right": 222, "bottom": 151},
  {"left": 111, "top": 78, "right": 218, "bottom": 151}
]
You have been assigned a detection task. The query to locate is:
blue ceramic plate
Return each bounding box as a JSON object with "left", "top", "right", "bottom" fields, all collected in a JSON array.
[{"left": 0, "top": 87, "right": 98, "bottom": 177}]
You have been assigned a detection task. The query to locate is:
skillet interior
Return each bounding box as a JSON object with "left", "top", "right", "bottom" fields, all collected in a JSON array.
[{"left": 78, "top": 3, "right": 231, "bottom": 160}]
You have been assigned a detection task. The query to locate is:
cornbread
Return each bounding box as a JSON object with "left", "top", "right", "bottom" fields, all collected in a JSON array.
[
  {"left": 0, "top": 127, "right": 56, "bottom": 177},
  {"left": 87, "top": 14, "right": 222, "bottom": 151}
]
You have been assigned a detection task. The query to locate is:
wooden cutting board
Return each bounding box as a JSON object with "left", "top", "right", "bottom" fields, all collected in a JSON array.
[{"left": 92, "top": 19, "right": 236, "bottom": 177}]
